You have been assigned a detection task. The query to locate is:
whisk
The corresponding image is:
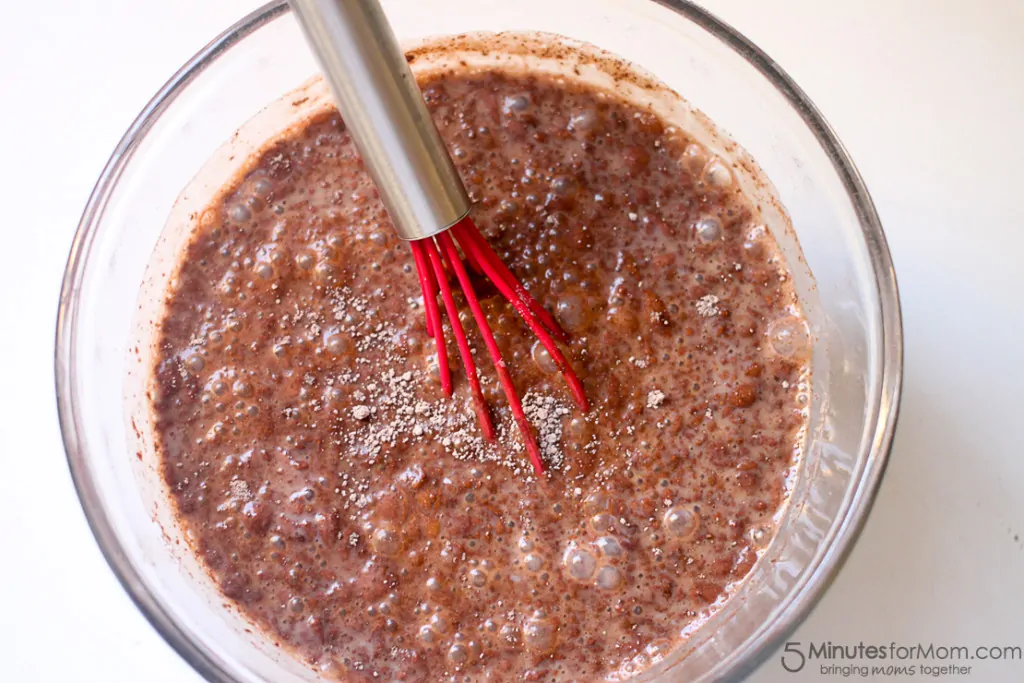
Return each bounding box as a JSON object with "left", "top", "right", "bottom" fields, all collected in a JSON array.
[{"left": 290, "top": 0, "right": 588, "bottom": 474}]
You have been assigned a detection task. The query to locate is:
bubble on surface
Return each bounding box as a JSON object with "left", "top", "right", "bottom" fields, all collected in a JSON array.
[
  {"left": 590, "top": 513, "right": 615, "bottom": 534},
  {"left": 503, "top": 94, "right": 530, "bottom": 114},
  {"left": 594, "top": 536, "right": 623, "bottom": 558},
  {"left": 550, "top": 175, "right": 576, "bottom": 197},
  {"left": 767, "top": 316, "right": 810, "bottom": 358},
  {"left": 523, "top": 611, "right": 558, "bottom": 653},
  {"left": 523, "top": 553, "right": 544, "bottom": 573},
  {"left": 583, "top": 491, "right": 608, "bottom": 514},
  {"left": 448, "top": 642, "right": 469, "bottom": 665},
  {"left": 694, "top": 217, "right": 722, "bottom": 243},
  {"left": 370, "top": 527, "right": 402, "bottom": 557},
  {"left": 183, "top": 351, "right": 205, "bottom": 373},
  {"left": 704, "top": 158, "right": 733, "bottom": 187},
  {"left": 595, "top": 565, "right": 622, "bottom": 590},
  {"left": 253, "top": 262, "right": 273, "bottom": 280},
  {"left": 418, "top": 624, "right": 438, "bottom": 646},
  {"left": 531, "top": 341, "right": 558, "bottom": 374},
  {"left": 429, "top": 612, "right": 452, "bottom": 633},
  {"left": 663, "top": 506, "right": 699, "bottom": 540},
  {"left": 317, "top": 657, "right": 346, "bottom": 680},
  {"left": 563, "top": 543, "right": 597, "bottom": 581},
  {"left": 468, "top": 568, "right": 487, "bottom": 588},
  {"left": 682, "top": 143, "right": 707, "bottom": 174},
  {"left": 324, "top": 332, "right": 353, "bottom": 356},
  {"left": 314, "top": 261, "right": 335, "bottom": 282},
  {"left": 251, "top": 177, "right": 274, "bottom": 197},
  {"left": 555, "top": 294, "right": 586, "bottom": 331},
  {"left": 497, "top": 198, "right": 520, "bottom": 218},
  {"left": 229, "top": 204, "right": 251, "bottom": 223},
  {"left": 218, "top": 272, "right": 238, "bottom": 297}
]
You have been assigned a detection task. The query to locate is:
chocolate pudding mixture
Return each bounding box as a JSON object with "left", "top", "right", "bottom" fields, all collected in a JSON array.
[{"left": 152, "top": 67, "right": 810, "bottom": 681}]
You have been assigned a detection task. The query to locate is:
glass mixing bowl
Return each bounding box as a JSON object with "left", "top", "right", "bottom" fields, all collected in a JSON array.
[{"left": 56, "top": 1, "right": 902, "bottom": 681}]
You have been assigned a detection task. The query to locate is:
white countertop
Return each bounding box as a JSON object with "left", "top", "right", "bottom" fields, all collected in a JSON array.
[{"left": 2, "top": 0, "right": 1022, "bottom": 680}]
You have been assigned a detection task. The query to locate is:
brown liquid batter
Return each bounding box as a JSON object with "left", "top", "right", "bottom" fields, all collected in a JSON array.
[{"left": 152, "top": 67, "right": 810, "bottom": 681}]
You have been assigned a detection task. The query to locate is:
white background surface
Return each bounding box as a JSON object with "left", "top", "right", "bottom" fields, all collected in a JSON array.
[{"left": 1, "top": 0, "right": 1022, "bottom": 680}]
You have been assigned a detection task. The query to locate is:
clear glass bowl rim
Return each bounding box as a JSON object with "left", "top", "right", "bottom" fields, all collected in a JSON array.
[{"left": 55, "top": 1, "right": 904, "bottom": 681}]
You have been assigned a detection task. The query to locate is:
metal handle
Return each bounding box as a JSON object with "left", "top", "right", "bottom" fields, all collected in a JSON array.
[{"left": 289, "top": 0, "right": 470, "bottom": 240}]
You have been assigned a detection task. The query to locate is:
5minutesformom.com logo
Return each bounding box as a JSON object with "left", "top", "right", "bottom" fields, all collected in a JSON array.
[{"left": 780, "top": 641, "right": 1022, "bottom": 676}]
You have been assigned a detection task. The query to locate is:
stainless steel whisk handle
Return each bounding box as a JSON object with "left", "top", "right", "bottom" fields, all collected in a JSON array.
[{"left": 289, "top": 0, "right": 470, "bottom": 241}]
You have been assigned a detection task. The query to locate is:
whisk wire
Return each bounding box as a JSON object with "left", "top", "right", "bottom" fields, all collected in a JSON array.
[
  {"left": 423, "top": 238, "right": 497, "bottom": 441},
  {"left": 435, "top": 229, "right": 547, "bottom": 475},
  {"left": 455, "top": 223, "right": 569, "bottom": 343},
  {"left": 409, "top": 216, "right": 590, "bottom": 474},
  {"left": 410, "top": 240, "right": 450, "bottom": 395},
  {"left": 410, "top": 240, "right": 436, "bottom": 338},
  {"left": 454, "top": 221, "right": 589, "bottom": 412}
]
